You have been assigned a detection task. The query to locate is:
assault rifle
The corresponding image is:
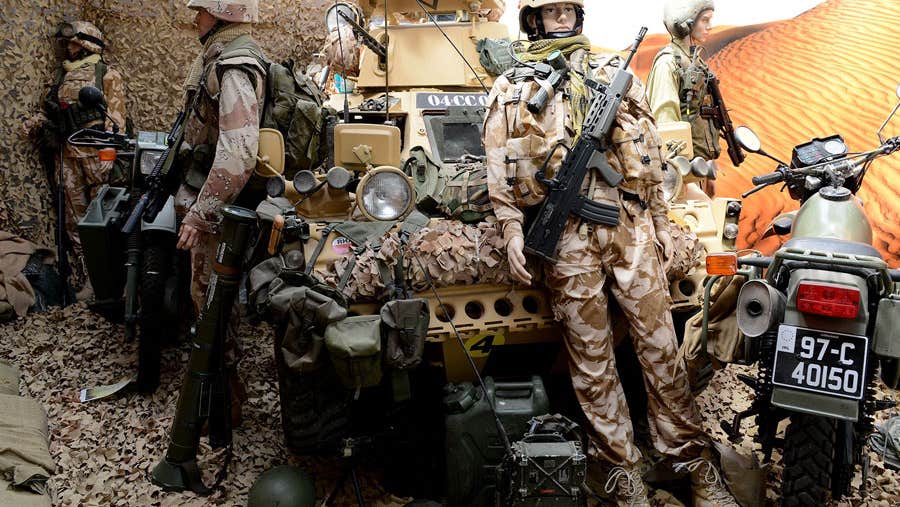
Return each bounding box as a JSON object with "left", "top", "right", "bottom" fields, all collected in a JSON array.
[
  {"left": 121, "top": 111, "right": 186, "bottom": 234},
  {"left": 701, "top": 72, "right": 745, "bottom": 166},
  {"left": 337, "top": 10, "right": 387, "bottom": 60},
  {"left": 524, "top": 27, "right": 647, "bottom": 263}
]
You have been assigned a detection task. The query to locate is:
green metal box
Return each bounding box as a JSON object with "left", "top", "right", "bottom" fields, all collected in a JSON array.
[{"left": 77, "top": 186, "right": 130, "bottom": 303}]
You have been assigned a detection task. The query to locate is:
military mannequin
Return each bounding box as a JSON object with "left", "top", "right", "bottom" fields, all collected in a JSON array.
[
  {"left": 321, "top": 1, "right": 364, "bottom": 94},
  {"left": 483, "top": 2, "right": 737, "bottom": 505},
  {"left": 647, "top": 0, "right": 720, "bottom": 196},
  {"left": 174, "top": 0, "right": 267, "bottom": 422},
  {"left": 23, "top": 21, "right": 127, "bottom": 297}
]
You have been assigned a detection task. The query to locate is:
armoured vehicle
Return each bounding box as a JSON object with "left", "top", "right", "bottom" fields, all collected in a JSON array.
[{"left": 251, "top": 0, "right": 742, "bottom": 502}]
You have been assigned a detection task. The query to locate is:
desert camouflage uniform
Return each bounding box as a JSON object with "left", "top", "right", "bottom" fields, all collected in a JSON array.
[
  {"left": 174, "top": 28, "right": 265, "bottom": 340},
  {"left": 484, "top": 50, "right": 707, "bottom": 467},
  {"left": 25, "top": 57, "right": 127, "bottom": 259}
]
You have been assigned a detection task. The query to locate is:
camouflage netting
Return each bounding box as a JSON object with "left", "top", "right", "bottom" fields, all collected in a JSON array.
[
  {"left": 1, "top": 0, "right": 336, "bottom": 249},
  {"left": 321, "top": 219, "right": 516, "bottom": 301}
]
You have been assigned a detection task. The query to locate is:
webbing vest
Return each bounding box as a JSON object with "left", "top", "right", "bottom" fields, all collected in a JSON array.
[{"left": 655, "top": 44, "right": 721, "bottom": 160}]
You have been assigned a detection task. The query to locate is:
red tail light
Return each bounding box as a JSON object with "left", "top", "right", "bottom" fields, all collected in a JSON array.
[{"left": 797, "top": 282, "right": 860, "bottom": 318}]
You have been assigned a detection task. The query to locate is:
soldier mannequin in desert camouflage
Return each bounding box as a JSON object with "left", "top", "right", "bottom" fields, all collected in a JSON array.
[
  {"left": 174, "top": 0, "right": 266, "bottom": 420},
  {"left": 483, "top": 1, "right": 737, "bottom": 505},
  {"left": 647, "top": 0, "right": 720, "bottom": 197},
  {"left": 23, "top": 21, "right": 127, "bottom": 296}
]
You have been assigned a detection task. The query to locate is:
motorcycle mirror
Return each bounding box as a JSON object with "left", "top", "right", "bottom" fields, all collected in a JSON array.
[
  {"left": 735, "top": 126, "right": 762, "bottom": 153},
  {"left": 876, "top": 85, "right": 900, "bottom": 144},
  {"left": 78, "top": 86, "right": 106, "bottom": 110}
]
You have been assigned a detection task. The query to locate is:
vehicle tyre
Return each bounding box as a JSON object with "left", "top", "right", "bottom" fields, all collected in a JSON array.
[
  {"left": 781, "top": 413, "right": 836, "bottom": 507},
  {"left": 137, "top": 239, "right": 168, "bottom": 394}
]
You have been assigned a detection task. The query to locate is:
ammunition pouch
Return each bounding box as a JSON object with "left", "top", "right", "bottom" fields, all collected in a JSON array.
[
  {"left": 439, "top": 160, "right": 493, "bottom": 223},
  {"left": 325, "top": 315, "right": 383, "bottom": 391},
  {"left": 477, "top": 38, "right": 515, "bottom": 77},
  {"left": 381, "top": 298, "right": 429, "bottom": 370}
]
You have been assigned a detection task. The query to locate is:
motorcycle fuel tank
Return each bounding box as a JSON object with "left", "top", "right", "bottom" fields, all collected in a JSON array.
[{"left": 791, "top": 189, "right": 872, "bottom": 244}]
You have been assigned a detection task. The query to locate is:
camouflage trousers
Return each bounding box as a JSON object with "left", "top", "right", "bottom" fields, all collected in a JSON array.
[
  {"left": 189, "top": 229, "right": 242, "bottom": 368},
  {"left": 61, "top": 153, "right": 113, "bottom": 258},
  {"left": 544, "top": 197, "right": 707, "bottom": 466}
]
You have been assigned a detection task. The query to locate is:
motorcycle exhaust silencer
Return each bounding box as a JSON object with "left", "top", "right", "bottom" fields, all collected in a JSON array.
[{"left": 736, "top": 280, "right": 786, "bottom": 337}]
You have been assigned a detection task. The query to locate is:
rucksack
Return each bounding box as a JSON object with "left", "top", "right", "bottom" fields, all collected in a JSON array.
[
  {"left": 219, "top": 36, "right": 334, "bottom": 180},
  {"left": 439, "top": 158, "right": 493, "bottom": 223}
]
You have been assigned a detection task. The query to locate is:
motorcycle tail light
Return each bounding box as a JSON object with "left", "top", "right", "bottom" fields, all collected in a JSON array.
[
  {"left": 797, "top": 282, "right": 860, "bottom": 318},
  {"left": 98, "top": 148, "right": 117, "bottom": 162},
  {"left": 706, "top": 252, "right": 737, "bottom": 276}
]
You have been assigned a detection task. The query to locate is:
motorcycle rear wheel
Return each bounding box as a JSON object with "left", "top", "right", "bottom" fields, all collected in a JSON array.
[{"left": 781, "top": 413, "right": 836, "bottom": 507}]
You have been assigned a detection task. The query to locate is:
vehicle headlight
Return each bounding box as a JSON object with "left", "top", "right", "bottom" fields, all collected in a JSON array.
[
  {"left": 140, "top": 149, "right": 164, "bottom": 176},
  {"left": 356, "top": 167, "right": 414, "bottom": 221},
  {"left": 661, "top": 161, "right": 684, "bottom": 202}
]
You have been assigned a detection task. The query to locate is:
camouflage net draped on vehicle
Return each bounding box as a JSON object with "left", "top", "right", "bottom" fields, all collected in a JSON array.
[{"left": 321, "top": 219, "right": 515, "bottom": 300}]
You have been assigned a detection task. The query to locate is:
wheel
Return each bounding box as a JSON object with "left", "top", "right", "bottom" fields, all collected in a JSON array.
[
  {"left": 137, "top": 238, "right": 170, "bottom": 394},
  {"left": 781, "top": 413, "right": 836, "bottom": 507}
]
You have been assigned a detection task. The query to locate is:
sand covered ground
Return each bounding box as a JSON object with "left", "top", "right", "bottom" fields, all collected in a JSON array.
[{"left": 2, "top": 303, "right": 898, "bottom": 506}]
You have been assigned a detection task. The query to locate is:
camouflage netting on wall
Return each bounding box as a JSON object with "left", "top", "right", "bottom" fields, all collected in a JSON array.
[{"left": 1, "top": 0, "right": 335, "bottom": 248}]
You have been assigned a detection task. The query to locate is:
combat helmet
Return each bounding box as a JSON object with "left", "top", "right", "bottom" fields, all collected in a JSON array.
[
  {"left": 56, "top": 21, "right": 105, "bottom": 54},
  {"left": 663, "top": 0, "right": 715, "bottom": 39},
  {"left": 186, "top": 0, "right": 259, "bottom": 23},
  {"left": 519, "top": 0, "right": 585, "bottom": 41},
  {"left": 246, "top": 465, "right": 316, "bottom": 507}
]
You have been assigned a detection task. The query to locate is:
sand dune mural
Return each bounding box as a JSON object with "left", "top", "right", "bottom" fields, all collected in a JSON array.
[{"left": 634, "top": 0, "right": 900, "bottom": 264}]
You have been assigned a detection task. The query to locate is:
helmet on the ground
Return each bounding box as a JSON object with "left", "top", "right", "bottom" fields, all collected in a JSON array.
[
  {"left": 519, "top": 0, "right": 585, "bottom": 41},
  {"left": 663, "top": 0, "right": 715, "bottom": 39},
  {"left": 56, "top": 21, "right": 105, "bottom": 54},
  {"left": 246, "top": 465, "right": 316, "bottom": 507},
  {"left": 186, "top": 0, "right": 259, "bottom": 23}
]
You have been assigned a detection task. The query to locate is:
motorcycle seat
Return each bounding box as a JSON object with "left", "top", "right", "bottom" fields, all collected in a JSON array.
[{"left": 783, "top": 237, "right": 882, "bottom": 260}]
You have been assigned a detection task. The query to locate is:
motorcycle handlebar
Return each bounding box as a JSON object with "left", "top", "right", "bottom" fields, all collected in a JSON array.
[
  {"left": 739, "top": 256, "right": 773, "bottom": 268},
  {"left": 751, "top": 171, "right": 784, "bottom": 186}
]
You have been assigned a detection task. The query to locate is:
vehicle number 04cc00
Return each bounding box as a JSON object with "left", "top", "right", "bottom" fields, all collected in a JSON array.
[{"left": 772, "top": 325, "right": 868, "bottom": 400}]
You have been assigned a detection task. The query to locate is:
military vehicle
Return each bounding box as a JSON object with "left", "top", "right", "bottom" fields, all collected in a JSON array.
[{"left": 249, "top": 0, "right": 743, "bottom": 503}]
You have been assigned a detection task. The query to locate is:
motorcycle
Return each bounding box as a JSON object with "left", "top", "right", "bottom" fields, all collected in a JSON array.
[
  {"left": 704, "top": 84, "right": 900, "bottom": 505},
  {"left": 72, "top": 86, "right": 189, "bottom": 394}
]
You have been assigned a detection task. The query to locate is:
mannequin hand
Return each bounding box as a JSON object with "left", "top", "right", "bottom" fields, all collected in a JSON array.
[
  {"left": 656, "top": 229, "right": 674, "bottom": 274},
  {"left": 177, "top": 223, "right": 202, "bottom": 251},
  {"left": 507, "top": 235, "right": 532, "bottom": 286}
]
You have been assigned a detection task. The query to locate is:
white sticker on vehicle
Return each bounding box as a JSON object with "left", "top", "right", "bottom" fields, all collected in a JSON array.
[
  {"left": 332, "top": 237, "right": 352, "bottom": 256},
  {"left": 777, "top": 325, "right": 797, "bottom": 353}
]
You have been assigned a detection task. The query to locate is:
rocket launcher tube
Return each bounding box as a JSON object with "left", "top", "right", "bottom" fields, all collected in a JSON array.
[{"left": 151, "top": 206, "right": 258, "bottom": 495}]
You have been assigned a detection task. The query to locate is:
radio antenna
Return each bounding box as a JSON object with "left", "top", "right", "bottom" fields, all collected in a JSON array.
[
  {"left": 334, "top": 1, "right": 350, "bottom": 123},
  {"left": 384, "top": 0, "right": 391, "bottom": 124}
]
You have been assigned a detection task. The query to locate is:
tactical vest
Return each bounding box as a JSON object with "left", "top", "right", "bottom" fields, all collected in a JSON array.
[
  {"left": 48, "top": 60, "right": 108, "bottom": 135},
  {"left": 654, "top": 44, "right": 721, "bottom": 160}
]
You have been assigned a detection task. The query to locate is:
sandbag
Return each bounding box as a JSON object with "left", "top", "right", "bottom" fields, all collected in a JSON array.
[
  {"left": 0, "top": 361, "right": 18, "bottom": 396},
  {"left": 0, "top": 394, "right": 54, "bottom": 495},
  {"left": 0, "top": 478, "right": 51, "bottom": 507}
]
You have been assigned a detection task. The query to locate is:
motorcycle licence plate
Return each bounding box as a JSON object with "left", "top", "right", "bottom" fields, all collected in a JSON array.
[{"left": 772, "top": 325, "right": 868, "bottom": 400}]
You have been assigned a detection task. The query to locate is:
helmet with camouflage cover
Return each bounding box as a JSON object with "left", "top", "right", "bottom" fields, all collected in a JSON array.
[
  {"left": 663, "top": 0, "right": 715, "bottom": 39},
  {"left": 186, "top": 0, "right": 259, "bottom": 23},
  {"left": 519, "top": 0, "right": 585, "bottom": 41},
  {"left": 246, "top": 465, "right": 316, "bottom": 507},
  {"left": 56, "top": 21, "right": 105, "bottom": 54}
]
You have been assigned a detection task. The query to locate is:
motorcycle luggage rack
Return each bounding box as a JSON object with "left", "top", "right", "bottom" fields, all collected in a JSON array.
[{"left": 768, "top": 248, "right": 892, "bottom": 289}]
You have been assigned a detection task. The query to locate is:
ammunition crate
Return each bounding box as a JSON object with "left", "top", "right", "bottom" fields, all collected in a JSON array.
[{"left": 77, "top": 186, "right": 130, "bottom": 302}]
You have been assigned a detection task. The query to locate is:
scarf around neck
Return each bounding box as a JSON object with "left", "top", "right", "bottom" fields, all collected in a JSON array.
[
  {"left": 62, "top": 53, "right": 102, "bottom": 73},
  {"left": 182, "top": 23, "right": 254, "bottom": 101}
]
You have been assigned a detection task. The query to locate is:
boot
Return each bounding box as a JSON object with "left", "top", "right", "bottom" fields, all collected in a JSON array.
[
  {"left": 603, "top": 466, "right": 652, "bottom": 507},
  {"left": 674, "top": 449, "right": 739, "bottom": 507}
]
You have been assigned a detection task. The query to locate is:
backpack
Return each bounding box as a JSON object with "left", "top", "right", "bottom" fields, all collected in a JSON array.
[{"left": 219, "top": 36, "right": 334, "bottom": 180}]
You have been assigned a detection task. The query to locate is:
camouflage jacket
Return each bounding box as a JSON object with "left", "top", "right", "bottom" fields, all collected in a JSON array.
[
  {"left": 178, "top": 36, "right": 266, "bottom": 235},
  {"left": 483, "top": 51, "right": 669, "bottom": 243}
]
